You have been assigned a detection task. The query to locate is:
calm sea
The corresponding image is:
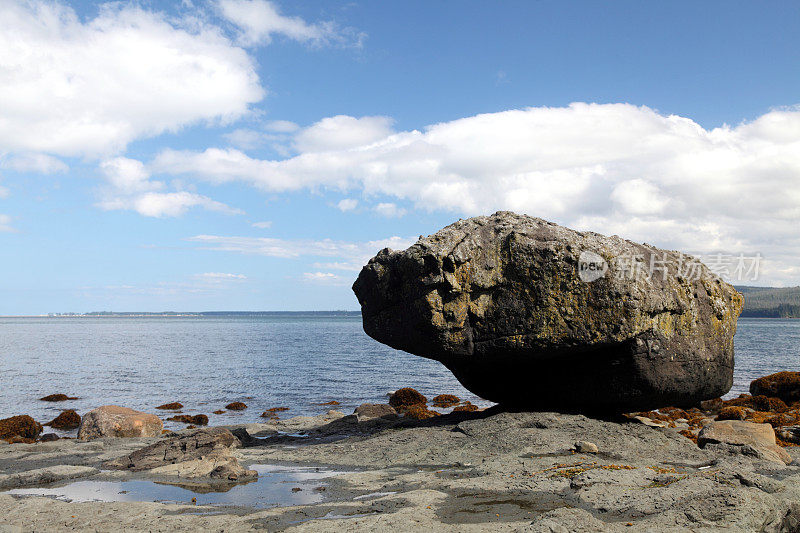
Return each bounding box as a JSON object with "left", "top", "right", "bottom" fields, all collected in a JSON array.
[{"left": 0, "top": 316, "right": 797, "bottom": 428}]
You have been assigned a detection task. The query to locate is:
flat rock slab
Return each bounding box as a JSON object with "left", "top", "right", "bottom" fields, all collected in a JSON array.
[
  {"left": 699, "top": 420, "right": 792, "bottom": 464},
  {"left": 0, "top": 465, "right": 98, "bottom": 490},
  {"left": 104, "top": 427, "right": 255, "bottom": 481},
  {"left": 104, "top": 428, "right": 238, "bottom": 471}
]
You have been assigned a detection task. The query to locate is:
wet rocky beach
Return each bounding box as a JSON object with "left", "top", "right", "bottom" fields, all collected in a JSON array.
[{"left": 3, "top": 377, "right": 800, "bottom": 532}]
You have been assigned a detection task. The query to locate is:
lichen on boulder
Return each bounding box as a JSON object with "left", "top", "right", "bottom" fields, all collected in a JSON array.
[{"left": 353, "top": 211, "right": 743, "bottom": 412}]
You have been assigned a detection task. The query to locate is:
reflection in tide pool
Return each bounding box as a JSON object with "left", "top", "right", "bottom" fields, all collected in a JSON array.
[{"left": 5, "top": 465, "right": 351, "bottom": 509}]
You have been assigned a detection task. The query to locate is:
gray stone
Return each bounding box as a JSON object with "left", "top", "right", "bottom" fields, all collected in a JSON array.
[
  {"left": 77, "top": 405, "right": 162, "bottom": 440},
  {"left": 103, "top": 427, "right": 256, "bottom": 481},
  {"left": 353, "top": 403, "right": 398, "bottom": 421},
  {"left": 353, "top": 211, "right": 743, "bottom": 412},
  {"left": 698, "top": 420, "right": 792, "bottom": 465},
  {"left": 573, "top": 440, "right": 598, "bottom": 454}
]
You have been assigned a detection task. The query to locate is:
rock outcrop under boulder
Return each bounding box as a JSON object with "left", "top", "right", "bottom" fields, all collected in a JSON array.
[
  {"left": 353, "top": 212, "right": 743, "bottom": 412},
  {"left": 105, "top": 427, "right": 255, "bottom": 481},
  {"left": 77, "top": 405, "right": 162, "bottom": 440}
]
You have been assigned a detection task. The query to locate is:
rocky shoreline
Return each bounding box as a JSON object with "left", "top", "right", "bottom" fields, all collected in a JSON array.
[{"left": 1, "top": 374, "right": 800, "bottom": 531}]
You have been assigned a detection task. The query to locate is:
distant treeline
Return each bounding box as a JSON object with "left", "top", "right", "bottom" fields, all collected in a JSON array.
[{"left": 735, "top": 286, "right": 800, "bottom": 318}]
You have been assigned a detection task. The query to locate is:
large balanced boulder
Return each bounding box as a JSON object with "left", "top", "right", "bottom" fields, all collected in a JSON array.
[
  {"left": 353, "top": 212, "right": 743, "bottom": 412},
  {"left": 77, "top": 405, "right": 162, "bottom": 440}
]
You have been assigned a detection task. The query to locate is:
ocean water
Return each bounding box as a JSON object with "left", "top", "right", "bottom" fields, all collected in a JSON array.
[{"left": 0, "top": 316, "right": 797, "bottom": 427}]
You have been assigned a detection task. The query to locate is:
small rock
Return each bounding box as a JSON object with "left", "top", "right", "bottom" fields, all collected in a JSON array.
[
  {"left": 155, "top": 402, "right": 184, "bottom": 410},
  {"left": 632, "top": 416, "right": 667, "bottom": 428},
  {"left": 777, "top": 426, "right": 800, "bottom": 444},
  {"left": 453, "top": 402, "right": 479, "bottom": 412},
  {"left": 353, "top": 403, "right": 398, "bottom": 421},
  {"left": 0, "top": 415, "right": 43, "bottom": 441},
  {"left": 225, "top": 402, "right": 247, "bottom": 411},
  {"left": 573, "top": 441, "right": 598, "bottom": 454},
  {"left": 39, "top": 433, "right": 60, "bottom": 442},
  {"left": 45, "top": 410, "right": 81, "bottom": 430},
  {"left": 291, "top": 487, "right": 302, "bottom": 492},
  {"left": 317, "top": 401, "right": 340, "bottom": 406},
  {"left": 261, "top": 407, "right": 289, "bottom": 415},
  {"left": 213, "top": 410, "right": 225, "bottom": 415},
  {"left": 77, "top": 405, "right": 162, "bottom": 440},
  {"left": 700, "top": 397, "right": 724, "bottom": 412},
  {"left": 39, "top": 394, "right": 77, "bottom": 402}
]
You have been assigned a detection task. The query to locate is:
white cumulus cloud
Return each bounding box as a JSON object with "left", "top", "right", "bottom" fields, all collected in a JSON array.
[
  {"left": 153, "top": 103, "right": 800, "bottom": 284},
  {"left": 98, "top": 157, "right": 242, "bottom": 217},
  {"left": 294, "top": 115, "right": 395, "bottom": 153},
  {"left": 0, "top": 0, "right": 263, "bottom": 157}
]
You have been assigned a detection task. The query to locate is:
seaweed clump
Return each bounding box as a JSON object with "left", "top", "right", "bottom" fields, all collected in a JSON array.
[
  {"left": 167, "top": 414, "right": 209, "bottom": 425},
  {"left": 0, "top": 415, "right": 43, "bottom": 442},
  {"left": 156, "top": 402, "right": 184, "bottom": 410},
  {"left": 389, "top": 388, "right": 427, "bottom": 410},
  {"left": 432, "top": 394, "right": 460, "bottom": 408},
  {"left": 45, "top": 410, "right": 81, "bottom": 430}
]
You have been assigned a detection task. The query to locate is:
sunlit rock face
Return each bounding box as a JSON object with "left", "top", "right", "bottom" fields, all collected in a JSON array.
[{"left": 353, "top": 212, "right": 743, "bottom": 413}]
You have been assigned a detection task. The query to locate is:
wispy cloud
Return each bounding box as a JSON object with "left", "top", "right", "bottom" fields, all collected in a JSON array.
[
  {"left": 0, "top": 214, "right": 16, "bottom": 233},
  {"left": 301, "top": 271, "right": 345, "bottom": 285},
  {"left": 217, "top": 0, "right": 365, "bottom": 48},
  {"left": 189, "top": 234, "right": 414, "bottom": 271}
]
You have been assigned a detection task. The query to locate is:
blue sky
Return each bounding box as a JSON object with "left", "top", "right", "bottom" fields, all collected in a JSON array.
[{"left": 1, "top": 1, "right": 799, "bottom": 314}]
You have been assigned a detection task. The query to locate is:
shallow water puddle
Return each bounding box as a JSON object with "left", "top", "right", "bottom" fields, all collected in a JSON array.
[{"left": 5, "top": 464, "right": 351, "bottom": 509}]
